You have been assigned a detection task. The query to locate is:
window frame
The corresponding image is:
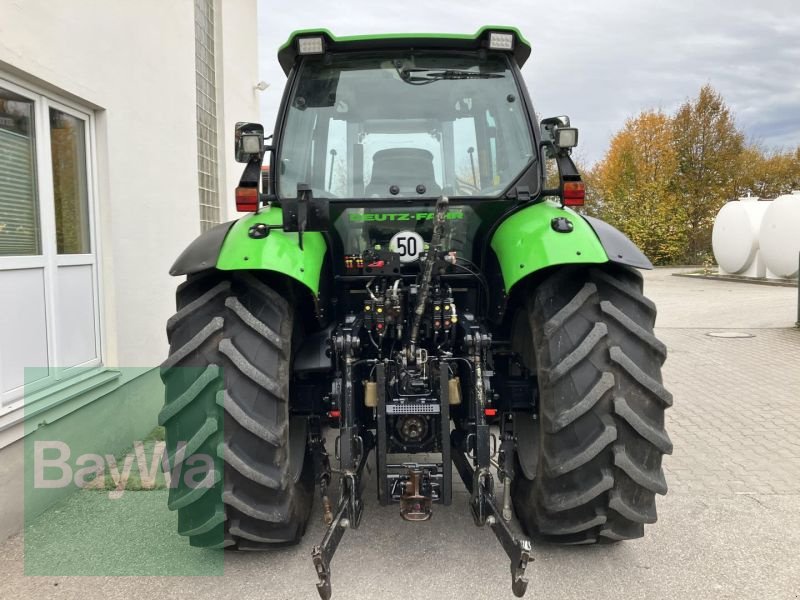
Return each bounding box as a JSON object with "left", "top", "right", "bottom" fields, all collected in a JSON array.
[{"left": 0, "top": 74, "right": 104, "bottom": 414}]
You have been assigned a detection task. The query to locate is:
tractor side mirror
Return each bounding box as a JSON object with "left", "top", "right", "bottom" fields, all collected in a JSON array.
[
  {"left": 539, "top": 116, "right": 584, "bottom": 207},
  {"left": 234, "top": 122, "right": 268, "bottom": 212},
  {"left": 235, "top": 122, "right": 265, "bottom": 163}
]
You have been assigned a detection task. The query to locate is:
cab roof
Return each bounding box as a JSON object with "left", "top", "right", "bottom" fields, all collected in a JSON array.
[{"left": 277, "top": 26, "right": 532, "bottom": 75}]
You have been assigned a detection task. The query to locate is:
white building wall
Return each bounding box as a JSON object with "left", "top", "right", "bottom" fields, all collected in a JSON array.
[
  {"left": 217, "top": 0, "right": 262, "bottom": 220},
  {"left": 0, "top": 0, "right": 259, "bottom": 370}
]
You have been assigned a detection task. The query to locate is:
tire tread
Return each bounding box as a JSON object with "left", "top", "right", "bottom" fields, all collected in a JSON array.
[
  {"left": 512, "top": 265, "right": 671, "bottom": 544},
  {"left": 161, "top": 272, "right": 312, "bottom": 549}
]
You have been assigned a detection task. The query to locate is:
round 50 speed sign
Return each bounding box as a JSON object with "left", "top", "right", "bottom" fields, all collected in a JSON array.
[{"left": 389, "top": 230, "right": 425, "bottom": 263}]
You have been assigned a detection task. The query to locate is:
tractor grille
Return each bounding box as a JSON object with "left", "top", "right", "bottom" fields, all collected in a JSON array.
[{"left": 386, "top": 403, "right": 440, "bottom": 415}]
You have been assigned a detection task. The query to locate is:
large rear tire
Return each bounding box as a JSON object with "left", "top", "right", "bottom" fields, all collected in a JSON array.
[
  {"left": 511, "top": 265, "right": 672, "bottom": 544},
  {"left": 159, "top": 271, "right": 313, "bottom": 549}
]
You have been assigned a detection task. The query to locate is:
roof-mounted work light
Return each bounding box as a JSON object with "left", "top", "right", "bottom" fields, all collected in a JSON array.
[
  {"left": 488, "top": 31, "right": 515, "bottom": 51},
  {"left": 297, "top": 36, "right": 325, "bottom": 55}
]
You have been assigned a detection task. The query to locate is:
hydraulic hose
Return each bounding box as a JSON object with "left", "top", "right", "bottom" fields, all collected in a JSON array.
[{"left": 408, "top": 196, "right": 449, "bottom": 360}]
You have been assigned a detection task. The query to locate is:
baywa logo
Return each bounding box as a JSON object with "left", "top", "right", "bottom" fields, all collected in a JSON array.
[
  {"left": 32, "top": 440, "right": 213, "bottom": 500},
  {"left": 349, "top": 211, "right": 465, "bottom": 223}
]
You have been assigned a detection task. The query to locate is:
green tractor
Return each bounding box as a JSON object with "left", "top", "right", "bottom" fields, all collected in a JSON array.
[{"left": 160, "top": 27, "right": 672, "bottom": 599}]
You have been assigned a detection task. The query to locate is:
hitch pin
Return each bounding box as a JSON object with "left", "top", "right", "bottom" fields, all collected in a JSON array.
[{"left": 322, "top": 492, "right": 333, "bottom": 526}]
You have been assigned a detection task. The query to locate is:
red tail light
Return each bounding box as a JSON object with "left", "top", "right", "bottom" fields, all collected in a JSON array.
[
  {"left": 484, "top": 408, "right": 498, "bottom": 417},
  {"left": 235, "top": 186, "right": 259, "bottom": 212},
  {"left": 563, "top": 181, "right": 585, "bottom": 206}
]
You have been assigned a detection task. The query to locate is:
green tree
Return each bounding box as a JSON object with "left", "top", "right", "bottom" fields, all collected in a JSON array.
[
  {"left": 735, "top": 145, "right": 800, "bottom": 198},
  {"left": 592, "top": 110, "right": 688, "bottom": 264},
  {"left": 670, "top": 85, "right": 744, "bottom": 261},
  {"left": 575, "top": 159, "right": 604, "bottom": 218}
]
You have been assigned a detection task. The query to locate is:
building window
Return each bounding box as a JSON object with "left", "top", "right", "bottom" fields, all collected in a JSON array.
[
  {"left": 0, "top": 78, "right": 100, "bottom": 411},
  {"left": 0, "top": 88, "right": 39, "bottom": 256},
  {"left": 51, "top": 109, "right": 91, "bottom": 254},
  {"left": 195, "top": 0, "right": 221, "bottom": 232}
]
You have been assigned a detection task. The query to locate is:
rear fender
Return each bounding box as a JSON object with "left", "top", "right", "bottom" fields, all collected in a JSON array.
[
  {"left": 214, "top": 207, "right": 328, "bottom": 296},
  {"left": 489, "top": 201, "right": 652, "bottom": 294},
  {"left": 169, "top": 207, "right": 328, "bottom": 298},
  {"left": 490, "top": 201, "right": 608, "bottom": 293},
  {"left": 581, "top": 215, "right": 653, "bottom": 270},
  {"left": 169, "top": 221, "right": 236, "bottom": 277}
]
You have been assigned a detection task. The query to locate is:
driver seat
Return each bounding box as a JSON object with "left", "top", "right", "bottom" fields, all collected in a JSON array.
[{"left": 365, "top": 148, "right": 442, "bottom": 197}]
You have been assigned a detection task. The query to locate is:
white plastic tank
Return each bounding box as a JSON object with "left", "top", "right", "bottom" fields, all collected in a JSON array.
[
  {"left": 712, "top": 196, "right": 770, "bottom": 277},
  {"left": 759, "top": 191, "right": 800, "bottom": 279}
]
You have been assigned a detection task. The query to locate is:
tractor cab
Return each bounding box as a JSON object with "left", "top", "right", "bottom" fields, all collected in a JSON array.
[{"left": 233, "top": 28, "right": 583, "bottom": 287}]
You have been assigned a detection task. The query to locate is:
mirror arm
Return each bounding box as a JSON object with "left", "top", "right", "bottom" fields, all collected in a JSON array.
[
  {"left": 236, "top": 156, "right": 264, "bottom": 213},
  {"left": 539, "top": 140, "right": 582, "bottom": 205},
  {"left": 539, "top": 139, "right": 555, "bottom": 160},
  {"left": 238, "top": 156, "right": 264, "bottom": 187},
  {"left": 555, "top": 152, "right": 579, "bottom": 178}
]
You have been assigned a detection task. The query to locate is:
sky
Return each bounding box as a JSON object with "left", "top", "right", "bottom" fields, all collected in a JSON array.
[{"left": 256, "top": 0, "right": 800, "bottom": 165}]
